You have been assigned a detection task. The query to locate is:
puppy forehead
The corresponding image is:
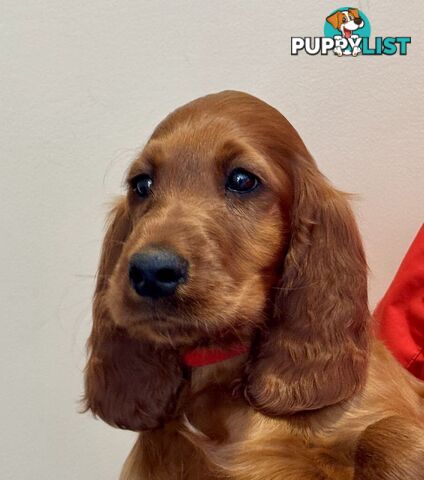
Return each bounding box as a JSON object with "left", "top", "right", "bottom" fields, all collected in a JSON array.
[
  {"left": 130, "top": 118, "right": 270, "bottom": 177},
  {"left": 150, "top": 117, "right": 241, "bottom": 165}
]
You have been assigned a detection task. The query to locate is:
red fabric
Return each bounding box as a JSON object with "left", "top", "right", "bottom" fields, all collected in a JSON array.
[
  {"left": 183, "top": 343, "right": 248, "bottom": 367},
  {"left": 375, "top": 225, "right": 424, "bottom": 380}
]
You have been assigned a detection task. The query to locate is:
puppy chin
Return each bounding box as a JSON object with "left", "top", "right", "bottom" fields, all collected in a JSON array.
[
  {"left": 106, "top": 308, "right": 200, "bottom": 347},
  {"left": 105, "top": 294, "right": 205, "bottom": 348},
  {"left": 127, "top": 321, "right": 197, "bottom": 346}
]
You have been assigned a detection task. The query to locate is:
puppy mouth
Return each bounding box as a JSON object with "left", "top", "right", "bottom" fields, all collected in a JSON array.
[
  {"left": 111, "top": 269, "right": 265, "bottom": 345},
  {"left": 130, "top": 314, "right": 247, "bottom": 348},
  {"left": 127, "top": 294, "right": 205, "bottom": 328},
  {"left": 343, "top": 27, "right": 353, "bottom": 38},
  {"left": 124, "top": 297, "right": 257, "bottom": 347}
]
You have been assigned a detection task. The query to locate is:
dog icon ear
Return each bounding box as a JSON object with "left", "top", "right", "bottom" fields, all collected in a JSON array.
[
  {"left": 326, "top": 11, "right": 343, "bottom": 30},
  {"left": 348, "top": 8, "right": 360, "bottom": 19}
]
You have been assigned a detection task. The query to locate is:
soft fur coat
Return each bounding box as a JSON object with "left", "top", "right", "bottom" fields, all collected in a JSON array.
[{"left": 84, "top": 91, "right": 424, "bottom": 480}]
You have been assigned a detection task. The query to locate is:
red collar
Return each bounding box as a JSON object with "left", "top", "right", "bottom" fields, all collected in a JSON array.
[{"left": 182, "top": 343, "right": 249, "bottom": 367}]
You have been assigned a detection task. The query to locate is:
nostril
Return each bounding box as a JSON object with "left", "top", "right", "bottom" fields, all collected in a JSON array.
[
  {"left": 156, "top": 267, "right": 182, "bottom": 284},
  {"left": 129, "top": 265, "right": 144, "bottom": 284}
]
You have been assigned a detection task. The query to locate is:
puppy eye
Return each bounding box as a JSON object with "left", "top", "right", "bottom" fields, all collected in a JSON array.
[
  {"left": 226, "top": 168, "right": 259, "bottom": 194},
  {"left": 131, "top": 174, "right": 153, "bottom": 198}
]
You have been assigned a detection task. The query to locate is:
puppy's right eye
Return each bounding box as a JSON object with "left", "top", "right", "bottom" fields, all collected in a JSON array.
[
  {"left": 131, "top": 174, "right": 153, "bottom": 198},
  {"left": 226, "top": 168, "right": 259, "bottom": 194}
]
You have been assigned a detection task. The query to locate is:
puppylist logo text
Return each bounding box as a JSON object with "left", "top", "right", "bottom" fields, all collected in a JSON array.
[{"left": 291, "top": 7, "right": 411, "bottom": 57}]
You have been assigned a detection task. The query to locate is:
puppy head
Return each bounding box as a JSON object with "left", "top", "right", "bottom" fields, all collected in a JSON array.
[
  {"left": 326, "top": 9, "right": 364, "bottom": 35},
  {"left": 85, "top": 91, "right": 370, "bottom": 430}
]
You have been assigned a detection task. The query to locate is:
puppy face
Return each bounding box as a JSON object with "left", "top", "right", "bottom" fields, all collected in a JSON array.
[
  {"left": 327, "top": 9, "right": 364, "bottom": 37},
  {"left": 106, "top": 115, "right": 292, "bottom": 346},
  {"left": 86, "top": 92, "right": 370, "bottom": 428}
]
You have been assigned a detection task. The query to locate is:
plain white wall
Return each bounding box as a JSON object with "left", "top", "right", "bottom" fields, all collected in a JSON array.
[{"left": 1, "top": 1, "right": 423, "bottom": 479}]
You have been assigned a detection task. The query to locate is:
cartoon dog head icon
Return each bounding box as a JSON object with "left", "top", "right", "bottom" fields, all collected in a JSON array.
[{"left": 326, "top": 8, "right": 364, "bottom": 38}]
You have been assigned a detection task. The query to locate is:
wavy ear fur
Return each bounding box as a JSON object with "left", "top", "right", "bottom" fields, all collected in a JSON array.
[
  {"left": 84, "top": 198, "right": 184, "bottom": 431},
  {"left": 246, "top": 157, "right": 370, "bottom": 415}
]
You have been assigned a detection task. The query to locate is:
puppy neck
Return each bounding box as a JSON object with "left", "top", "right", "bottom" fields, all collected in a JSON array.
[{"left": 187, "top": 349, "right": 249, "bottom": 394}]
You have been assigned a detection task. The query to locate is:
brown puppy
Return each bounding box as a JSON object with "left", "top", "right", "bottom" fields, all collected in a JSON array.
[{"left": 84, "top": 91, "right": 424, "bottom": 480}]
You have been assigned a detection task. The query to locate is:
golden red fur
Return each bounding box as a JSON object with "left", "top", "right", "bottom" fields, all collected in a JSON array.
[{"left": 84, "top": 91, "right": 424, "bottom": 479}]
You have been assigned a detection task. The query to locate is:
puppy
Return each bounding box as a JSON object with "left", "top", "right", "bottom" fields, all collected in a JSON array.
[
  {"left": 84, "top": 91, "right": 424, "bottom": 480},
  {"left": 326, "top": 8, "right": 365, "bottom": 56}
]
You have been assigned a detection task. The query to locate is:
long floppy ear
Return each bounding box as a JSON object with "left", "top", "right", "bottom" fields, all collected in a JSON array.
[
  {"left": 326, "top": 11, "right": 343, "bottom": 30},
  {"left": 84, "top": 198, "right": 185, "bottom": 431},
  {"left": 245, "top": 157, "right": 370, "bottom": 415}
]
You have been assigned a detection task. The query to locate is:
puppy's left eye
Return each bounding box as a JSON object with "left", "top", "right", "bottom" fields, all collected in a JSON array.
[
  {"left": 226, "top": 168, "right": 259, "bottom": 194},
  {"left": 131, "top": 174, "right": 153, "bottom": 198}
]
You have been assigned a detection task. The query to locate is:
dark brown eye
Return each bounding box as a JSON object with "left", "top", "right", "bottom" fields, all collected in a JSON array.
[
  {"left": 131, "top": 174, "right": 153, "bottom": 198},
  {"left": 226, "top": 168, "right": 259, "bottom": 194}
]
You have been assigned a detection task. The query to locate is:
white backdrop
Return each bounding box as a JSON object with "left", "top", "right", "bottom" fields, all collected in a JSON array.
[{"left": 1, "top": 1, "right": 423, "bottom": 479}]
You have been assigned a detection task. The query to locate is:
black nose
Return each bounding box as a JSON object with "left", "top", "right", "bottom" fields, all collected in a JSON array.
[
  {"left": 354, "top": 17, "right": 363, "bottom": 25},
  {"left": 128, "top": 249, "right": 188, "bottom": 298}
]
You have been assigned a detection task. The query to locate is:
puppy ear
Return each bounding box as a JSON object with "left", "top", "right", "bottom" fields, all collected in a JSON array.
[
  {"left": 84, "top": 198, "right": 185, "bottom": 431},
  {"left": 326, "top": 11, "right": 343, "bottom": 30},
  {"left": 245, "top": 158, "right": 370, "bottom": 415},
  {"left": 348, "top": 8, "right": 360, "bottom": 19},
  {"left": 84, "top": 326, "right": 184, "bottom": 431}
]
